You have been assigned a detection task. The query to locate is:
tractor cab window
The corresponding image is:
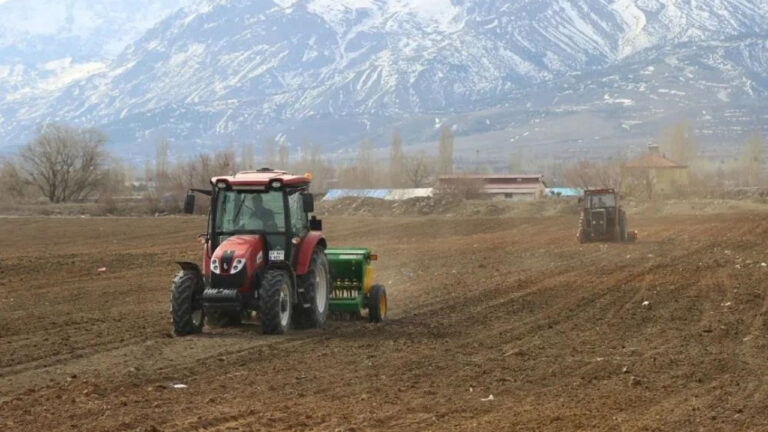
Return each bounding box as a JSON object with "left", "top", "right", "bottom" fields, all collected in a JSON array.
[
  {"left": 589, "top": 194, "right": 615, "bottom": 209},
  {"left": 288, "top": 191, "right": 308, "bottom": 236},
  {"left": 215, "top": 191, "right": 286, "bottom": 233}
]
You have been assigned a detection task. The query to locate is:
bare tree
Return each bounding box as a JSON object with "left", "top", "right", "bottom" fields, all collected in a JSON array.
[
  {"left": 168, "top": 149, "right": 239, "bottom": 195},
  {"left": 0, "top": 158, "right": 27, "bottom": 200},
  {"left": 438, "top": 125, "right": 454, "bottom": 176},
  {"left": 389, "top": 131, "right": 405, "bottom": 188},
  {"left": 742, "top": 133, "right": 765, "bottom": 186},
  {"left": 436, "top": 176, "right": 484, "bottom": 199},
  {"left": 404, "top": 152, "right": 434, "bottom": 188},
  {"left": 19, "top": 123, "right": 108, "bottom": 203},
  {"left": 155, "top": 138, "right": 169, "bottom": 180},
  {"left": 278, "top": 144, "right": 289, "bottom": 169},
  {"left": 241, "top": 141, "right": 255, "bottom": 171},
  {"left": 297, "top": 141, "right": 311, "bottom": 171},
  {"left": 307, "top": 144, "right": 335, "bottom": 193},
  {"left": 660, "top": 120, "right": 697, "bottom": 165},
  {"left": 355, "top": 139, "right": 375, "bottom": 188},
  {"left": 263, "top": 136, "right": 277, "bottom": 168},
  {"left": 289, "top": 142, "right": 336, "bottom": 193},
  {"left": 563, "top": 160, "right": 623, "bottom": 190}
]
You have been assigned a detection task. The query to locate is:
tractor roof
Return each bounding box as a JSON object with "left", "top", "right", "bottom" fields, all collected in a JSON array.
[{"left": 211, "top": 169, "right": 311, "bottom": 187}]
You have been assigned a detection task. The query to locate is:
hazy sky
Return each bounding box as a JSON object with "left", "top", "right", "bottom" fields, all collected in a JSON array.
[{"left": 0, "top": 0, "right": 194, "bottom": 58}]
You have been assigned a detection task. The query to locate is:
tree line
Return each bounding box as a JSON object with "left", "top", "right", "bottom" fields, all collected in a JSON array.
[
  {"left": 1, "top": 119, "right": 764, "bottom": 207},
  {"left": 0, "top": 123, "right": 461, "bottom": 206},
  {"left": 561, "top": 120, "right": 766, "bottom": 197}
]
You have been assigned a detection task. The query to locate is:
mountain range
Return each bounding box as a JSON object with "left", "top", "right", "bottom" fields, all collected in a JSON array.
[{"left": 1, "top": 0, "right": 767, "bottom": 162}]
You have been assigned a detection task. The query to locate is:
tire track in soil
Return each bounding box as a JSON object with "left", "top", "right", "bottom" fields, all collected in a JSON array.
[{"left": 4, "top": 214, "right": 768, "bottom": 431}]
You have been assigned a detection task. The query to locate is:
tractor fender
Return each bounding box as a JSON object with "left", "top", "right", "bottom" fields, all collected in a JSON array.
[
  {"left": 176, "top": 261, "right": 202, "bottom": 274},
  {"left": 295, "top": 232, "right": 327, "bottom": 276}
]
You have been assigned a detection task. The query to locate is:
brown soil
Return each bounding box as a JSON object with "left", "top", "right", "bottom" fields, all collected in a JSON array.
[{"left": 2, "top": 211, "right": 768, "bottom": 431}]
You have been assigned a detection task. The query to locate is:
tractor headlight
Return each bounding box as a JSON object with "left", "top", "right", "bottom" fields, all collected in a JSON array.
[
  {"left": 269, "top": 180, "right": 281, "bottom": 189},
  {"left": 211, "top": 258, "right": 220, "bottom": 274},
  {"left": 231, "top": 258, "right": 246, "bottom": 274}
]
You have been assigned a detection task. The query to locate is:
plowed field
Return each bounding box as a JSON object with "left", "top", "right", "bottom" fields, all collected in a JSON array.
[{"left": 2, "top": 211, "right": 768, "bottom": 431}]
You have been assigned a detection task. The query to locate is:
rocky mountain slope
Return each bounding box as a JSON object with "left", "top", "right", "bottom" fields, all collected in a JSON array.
[{"left": 1, "top": 0, "right": 766, "bottom": 158}]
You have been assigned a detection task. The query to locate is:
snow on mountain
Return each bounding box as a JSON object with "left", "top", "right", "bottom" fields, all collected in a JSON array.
[
  {"left": 1, "top": 0, "right": 767, "bottom": 156},
  {"left": 0, "top": 0, "right": 194, "bottom": 100}
]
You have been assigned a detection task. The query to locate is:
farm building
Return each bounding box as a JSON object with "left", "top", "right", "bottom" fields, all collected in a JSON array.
[
  {"left": 438, "top": 174, "right": 548, "bottom": 201},
  {"left": 623, "top": 144, "right": 689, "bottom": 197}
]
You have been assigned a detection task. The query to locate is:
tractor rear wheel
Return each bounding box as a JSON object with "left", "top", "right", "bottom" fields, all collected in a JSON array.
[
  {"left": 577, "top": 228, "right": 588, "bottom": 244},
  {"left": 619, "top": 210, "right": 629, "bottom": 242},
  {"left": 368, "top": 284, "right": 387, "bottom": 323},
  {"left": 293, "top": 248, "right": 331, "bottom": 329},
  {"left": 258, "top": 270, "right": 292, "bottom": 335},
  {"left": 170, "top": 270, "right": 205, "bottom": 336}
]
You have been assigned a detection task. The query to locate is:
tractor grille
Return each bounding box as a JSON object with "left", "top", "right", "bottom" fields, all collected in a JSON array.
[
  {"left": 211, "top": 271, "right": 246, "bottom": 290},
  {"left": 590, "top": 209, "right": 607, "bottom": 234},
  {"left": 332, "top": 288, "right": 360, "bottom": 299}
]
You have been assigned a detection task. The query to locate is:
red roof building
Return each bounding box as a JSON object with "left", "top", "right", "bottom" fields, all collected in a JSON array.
[
  {"left": 438, "top": 174, "right": 548, "bottom": 200},
  {"left": 624, "top": 145, "right": 688, "bottom": 169},
  {"left": 623, "top": 145, "right": 690, "bottom": 197}
]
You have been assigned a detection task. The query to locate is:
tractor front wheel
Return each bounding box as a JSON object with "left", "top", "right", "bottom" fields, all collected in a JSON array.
[
  {"left": 259, "top": 270, "right": 292, "bottom": 335},
  {"left": 170, "top": 270, "right": 205, "bottom": 336},
  {"left": 368, "top": 284, "right": 387, "bottom": 323},
  {"left": 293, "top": 248, "right": 331, "bottom": 329}
]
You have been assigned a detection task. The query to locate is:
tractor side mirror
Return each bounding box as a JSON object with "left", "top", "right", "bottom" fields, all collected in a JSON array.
[
  {"left": 302, "top": 192, "right": 315, "bottom": 213},
  {"left": 309, "top": 216, "right": 322, "bottom": 231},
  {"left": 183, "top": 191, "right": 196, "bottom": 214}
]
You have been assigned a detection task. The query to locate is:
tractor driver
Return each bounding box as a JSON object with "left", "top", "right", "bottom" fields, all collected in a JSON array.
[
  {"left": 238, "top": 193, "right": 278, "bottom": 231},
  {"left": 592, "top": 195, "right": 607, "bottom": 208}
]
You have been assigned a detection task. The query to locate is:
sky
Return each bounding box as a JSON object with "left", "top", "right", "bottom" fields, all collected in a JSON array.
[{"left": 0, "top": 0, "right": 195, "bottom": 58}]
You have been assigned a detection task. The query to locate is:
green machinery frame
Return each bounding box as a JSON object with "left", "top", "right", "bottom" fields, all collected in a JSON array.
[{"left": 326, "top": 248, "right": 377, "bottom": 314}]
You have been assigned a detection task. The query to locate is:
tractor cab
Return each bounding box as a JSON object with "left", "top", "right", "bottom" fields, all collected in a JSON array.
[
  {"left": 585, "top": 190, "right": 616, "bottom": 210},
  {"left": 184, "top": 169, "right": 322, "bottom": 266}
]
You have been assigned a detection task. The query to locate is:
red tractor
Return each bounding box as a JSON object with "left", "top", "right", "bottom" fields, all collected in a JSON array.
[
  {"left": 577, "top": 188, "right": 637, "bottom": 243},
  {"left": 171, "top": 169, "right": 331, "bottom": 336}
]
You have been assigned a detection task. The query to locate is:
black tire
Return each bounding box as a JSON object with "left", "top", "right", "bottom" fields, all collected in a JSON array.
[
  {"left": 368, "top": 284, "right": 387, "bottom": 323},
  {"left": 577, "top": 228, "right": 588, "bottom": 244},
  {"left": 577, "top": 214, "right": 588, "bottom": 244},
  {"left": 170, "top": 270, "right": 205, "bottom": 336},
  {"left": 258, "top": 270, "right": 292, "bottom": 335},
  {"left": 619, "top": 210, "right": 628, "bottom": 242},
  {"left": 293, "top": 248, "right": 331, "bottom": 329}
]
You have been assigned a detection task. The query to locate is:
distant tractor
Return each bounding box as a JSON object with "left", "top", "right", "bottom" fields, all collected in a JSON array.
[
  {"left": 577, "top": 188, "right": 637, "bottom": 243},
  {"left": 170, "top": 169, "right": 387, "bottom": 336}
]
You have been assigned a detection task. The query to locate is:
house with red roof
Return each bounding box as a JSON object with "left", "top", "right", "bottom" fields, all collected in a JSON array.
[{"left": 623, "top": 144, "right": 689, "bottom": 197}]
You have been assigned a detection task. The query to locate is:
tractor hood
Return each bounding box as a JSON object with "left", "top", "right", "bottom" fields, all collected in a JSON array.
[{"left": 212, "top": 235, "right": 265, "bottom": 275}]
